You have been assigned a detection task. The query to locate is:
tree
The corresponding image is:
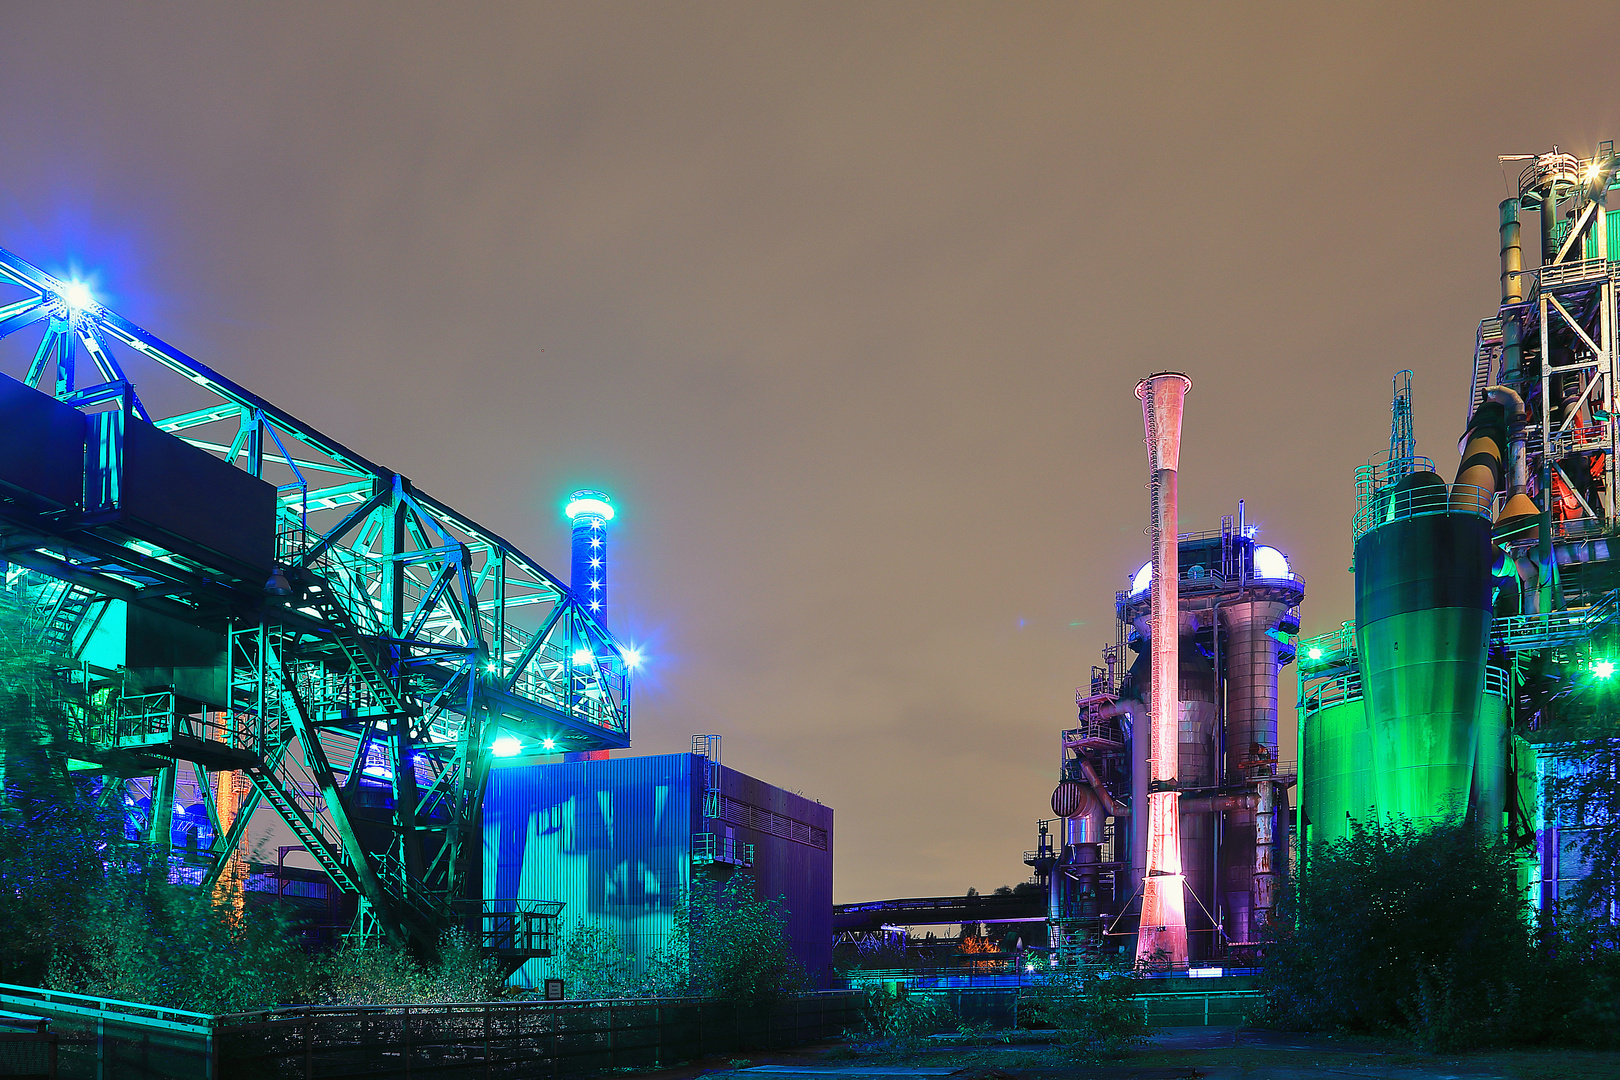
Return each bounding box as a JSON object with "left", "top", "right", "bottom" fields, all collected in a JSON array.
[
  {"left": 1543, "top": 738, "right": 1620, "bottom": 926},
  {"left": 1262, "top": 819, "right": 1620, "bottom": 1049},
  {"left": 674, "top": 874, "right": 807, "bottom": 1008},
  {"left": 0, "top": 585, "right": 117, "bottom": 985}
]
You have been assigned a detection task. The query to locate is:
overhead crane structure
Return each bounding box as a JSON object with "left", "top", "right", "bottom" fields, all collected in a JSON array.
[{"left": 0, "top": 245, "right": 631, "bottom": 953}]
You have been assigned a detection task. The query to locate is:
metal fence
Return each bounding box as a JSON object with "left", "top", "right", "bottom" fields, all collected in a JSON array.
[{"left": 0, "top": 985, "right": 862, "bottom": 1080}]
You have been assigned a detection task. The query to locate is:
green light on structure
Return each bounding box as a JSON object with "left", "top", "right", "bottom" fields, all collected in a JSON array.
[
  {"left": 492, "top": 736, "right": 523, "bottom": 757},
  {"left": 1593, "top": 660, "right": 1616, "bottom": 679},
  {"left": 1307, "top": 646, "right": 1324, "bottom": 660}
]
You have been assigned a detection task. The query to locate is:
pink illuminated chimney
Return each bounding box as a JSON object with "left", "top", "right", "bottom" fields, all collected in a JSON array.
[{"left": 1134, "top": 372, "right": 1191, "bottom": 969}]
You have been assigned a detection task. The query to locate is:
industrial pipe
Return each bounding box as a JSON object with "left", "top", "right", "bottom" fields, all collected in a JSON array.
[
  {"left": 1500, "top": 199, "right": 1523, "bottom": 306},
  {"left": 1078, "top": 757, "right": 1130, "bottom": 819},
  {"left": 1099, "top": 697, "right": 1150, "bottom": 903},
  {"left": 1178, "top": 793, "right": 1257, "bottom": 814},
  {"left": 1253, "top": 780, "right": 1278, "bottom": 933},
  {"left": 1134, "top": 371, "right": 1191, "bottom": 969}
]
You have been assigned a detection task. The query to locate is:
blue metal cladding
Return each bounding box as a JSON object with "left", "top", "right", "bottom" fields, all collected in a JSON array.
[
  {"left": 483, "top": 752, "right": 835, "bottom": 989},
  {"left": 484, "top": 753, "right": 698, "bottom": 987},
  {"left": 714, "top": 765, "right": 835, "bottom": 988}
]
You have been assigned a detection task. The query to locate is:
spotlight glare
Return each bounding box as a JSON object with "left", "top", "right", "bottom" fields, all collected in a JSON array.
[
  {"left": 61, "top": 280, "right": 94, "bottom": 312},
  {"left": 621, "top": 646, "right": 643, "bottom": 671},
  {"left": 492, "top": 736, "right": 523, "bottom": 757},
  {"left": 572, "top": 648, "right": 594, "bottom": 666},
  {"left": 1594, "top": 660, "right": 1615, "bottom": 679},
  {"left": 541, "top": 738, "right": 556, "bottom": 751},
  {"left": 1307, "top": 646, "right": 1324, "bottom": 660}
]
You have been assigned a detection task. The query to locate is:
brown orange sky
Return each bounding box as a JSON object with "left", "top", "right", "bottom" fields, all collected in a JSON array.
[{"left": 3, "top": 3, "right": 1618, "bottom": 901}]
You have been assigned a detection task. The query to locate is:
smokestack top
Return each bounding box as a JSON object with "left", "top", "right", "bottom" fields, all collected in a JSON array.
[
  {"left": 1136, "top": 372, "right": 1193, "bottom": 474},
  {"left": 565, "top": 489, "right": 615, "bottom": 522},
  {"left": 1133, "top": 371, "right": 1192, "bottom": 401}
]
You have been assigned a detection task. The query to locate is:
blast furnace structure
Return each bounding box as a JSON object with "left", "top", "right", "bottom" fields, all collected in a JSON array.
[
  {"left": 1029, "top": 375, "right": 1305, "bottom": 968},
  {"left": 1299, "top": 146, "right": 1620, "bottom": 910}
]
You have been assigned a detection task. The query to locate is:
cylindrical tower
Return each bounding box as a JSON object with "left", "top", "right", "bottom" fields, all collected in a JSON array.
[
  {"left": 1178, "top": 650, "right": 1218, "bottom": 962},
  {"left": 564, "top": 490, "right": 614, "bottom": 625},
  {"left": 1134, "top": 371, "right": 1191, "bottom": 969},
  {"left": 1219, "top": 597, "right": 1289, "bottom": 942},
  {"left": 1355, "top": 482, "right": 1494, "bottom": 826},
  {"left": 1301, "top": 691, "right": 1373, "bottom": 846}
]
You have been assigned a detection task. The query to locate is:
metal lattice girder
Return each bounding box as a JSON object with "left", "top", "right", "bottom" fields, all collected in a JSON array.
[{"left": 0, "top": 245, "right": 630, "bottom": 952}]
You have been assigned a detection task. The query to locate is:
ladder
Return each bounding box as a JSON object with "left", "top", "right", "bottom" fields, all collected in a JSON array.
[{"left": 1469, "top": 317, "right": 1505, "bottom": 422}]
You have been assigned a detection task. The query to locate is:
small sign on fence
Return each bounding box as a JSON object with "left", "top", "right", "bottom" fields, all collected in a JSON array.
[{"left": 544, "top": 979, "right": 565, "bottom": 1001}]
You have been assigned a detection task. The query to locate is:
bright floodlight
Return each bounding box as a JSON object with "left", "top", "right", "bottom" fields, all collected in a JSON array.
[
  {"left": 621, "top": 645, "right": 643, "bottom": 671},
  {"left": 1130, "top": 561, "right": 1153, "bottom": 595},
  {"left": 565, "top": 491, "right": 614, "bottom": 522},
  {"left": 1307, "top": 646, "right": 1324, "bottom": 660},
  {"left": 492, "top": 736, "right": 523, "bottom": 757},
  {"left": 572, "top": 648, "right": 594, "bottom": 666},
  {"left": 541, "top": 737, "right": 556, "bottom": 751},
  {"left": 1595, "top": 660, "right": 1616, "bottom": 679},
  {"left": 1253, "top": 545, "right": 1290, "bottom": 580},
  {"left": 60, "top": 280, "right": 94, "bottom": 312}
]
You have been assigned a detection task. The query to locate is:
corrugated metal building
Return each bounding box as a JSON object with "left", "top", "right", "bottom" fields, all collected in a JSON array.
[{"left": 484, "top": 751, "right": 834, "bottom": 988}]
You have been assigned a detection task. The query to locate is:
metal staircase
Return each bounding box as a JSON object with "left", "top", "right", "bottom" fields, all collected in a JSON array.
[
  {"left": 34, "top": 579, "right": 100, "bottom": 657},
  {"left": 1469, "top": 317, "right": 1504, "bottom": 422},
  {"left": 242, "top": 761, "right": 361, "bottom": 895}
]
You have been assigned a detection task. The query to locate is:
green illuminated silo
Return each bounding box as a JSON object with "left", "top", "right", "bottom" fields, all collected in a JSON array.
[
  {"left": 1302, "top": 690, "right": 1374, "bottom": 845},
  {"left": 1474, "top": 669, "right": 1510, "bottom": 831},
  {"left": 1353, "top": 478, "right": 1495, "bottom": 826}
]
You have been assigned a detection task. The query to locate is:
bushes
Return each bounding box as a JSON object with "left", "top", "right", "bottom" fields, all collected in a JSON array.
[
  {"left": 1019, "top": 962, "right": 1149, "bottom": 1056},
  {"left": 545, "top": 874, "right": 807, "bottom": 1006},
  {"left": 680, "top": 875, "right": 808, "bottom": 1007},
  {"left": 313, "top": 932, "right": 504, "bottom": 1006},
  {"left": 1262, "top": 820, "right": 1620, "bottom": 1050},
  {"left": 853, "top": 983, "right": 951, "bottom": 1048},
  {"left": 47, "top": 871, "right": 324, "bottom": 1012}
]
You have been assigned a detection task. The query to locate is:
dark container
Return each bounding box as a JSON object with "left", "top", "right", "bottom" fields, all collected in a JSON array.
[{"left": 0, "top": 373, "right": 86, "bottom": 509}]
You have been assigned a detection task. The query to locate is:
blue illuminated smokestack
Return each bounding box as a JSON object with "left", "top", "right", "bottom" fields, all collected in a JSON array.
[{"left": 564, "top": 489, "right": 614, "bottom": 625}]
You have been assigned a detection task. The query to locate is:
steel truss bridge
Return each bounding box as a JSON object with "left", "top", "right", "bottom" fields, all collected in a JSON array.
[{"left": 0, "top": 246, "right": 630, "bottom": 953}]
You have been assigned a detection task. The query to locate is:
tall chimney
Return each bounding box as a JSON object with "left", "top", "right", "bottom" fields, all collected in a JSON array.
[
  {"left": 564, "top": 489, "right": 614, "bottom": 625},
  {"left": 1134, "top": 372, "right": 1191, "bottom": 969}
]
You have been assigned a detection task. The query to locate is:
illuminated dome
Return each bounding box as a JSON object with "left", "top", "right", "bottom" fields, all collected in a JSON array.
[
  {"left": 1130, "top": 561, "right": 1153, "bottom": 595},
  {"left": 1253, "top": 545, "right": 1291, "bottom": 580},
  {"left": 565, "top": 490, "right": 614, "bottom": 522}
]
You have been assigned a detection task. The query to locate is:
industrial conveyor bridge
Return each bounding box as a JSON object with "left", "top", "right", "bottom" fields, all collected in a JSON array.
[{"left": 0, "top": 246, "right": 630, "bottom": 953}]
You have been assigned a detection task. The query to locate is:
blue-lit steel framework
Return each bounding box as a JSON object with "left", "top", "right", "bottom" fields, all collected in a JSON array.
[{"left": 0, "top": 246, "right": 631, "bottom": 952}]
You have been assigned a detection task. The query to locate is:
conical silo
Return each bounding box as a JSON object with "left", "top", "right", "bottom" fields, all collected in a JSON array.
[{"left": 1353, "top": 472, "right": 1494, "bottom": 826}]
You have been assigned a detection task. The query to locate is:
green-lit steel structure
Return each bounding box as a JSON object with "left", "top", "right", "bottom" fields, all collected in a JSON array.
[
  {"left": 0, "top": 244, "right": 632, "bottom": 954},
  {"left": 1299, "top": 145, "right": 1620, "bottom": 909}
]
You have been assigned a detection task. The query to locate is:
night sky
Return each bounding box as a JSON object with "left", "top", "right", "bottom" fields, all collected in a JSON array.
[{"left": 4, "top": 3, "right": 1619, "bottom": 902}]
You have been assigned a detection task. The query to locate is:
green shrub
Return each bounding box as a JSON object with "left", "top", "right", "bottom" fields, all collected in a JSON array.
[
  {"left": 1262, "top": 819, "right": 1620, "bottom": 1050},
  {"left": 1019, "top": 961, "right": 1149, "bottom": 1057},
  {"left": 852, "top": 983, "right": 951, "bottom": 1049}
]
